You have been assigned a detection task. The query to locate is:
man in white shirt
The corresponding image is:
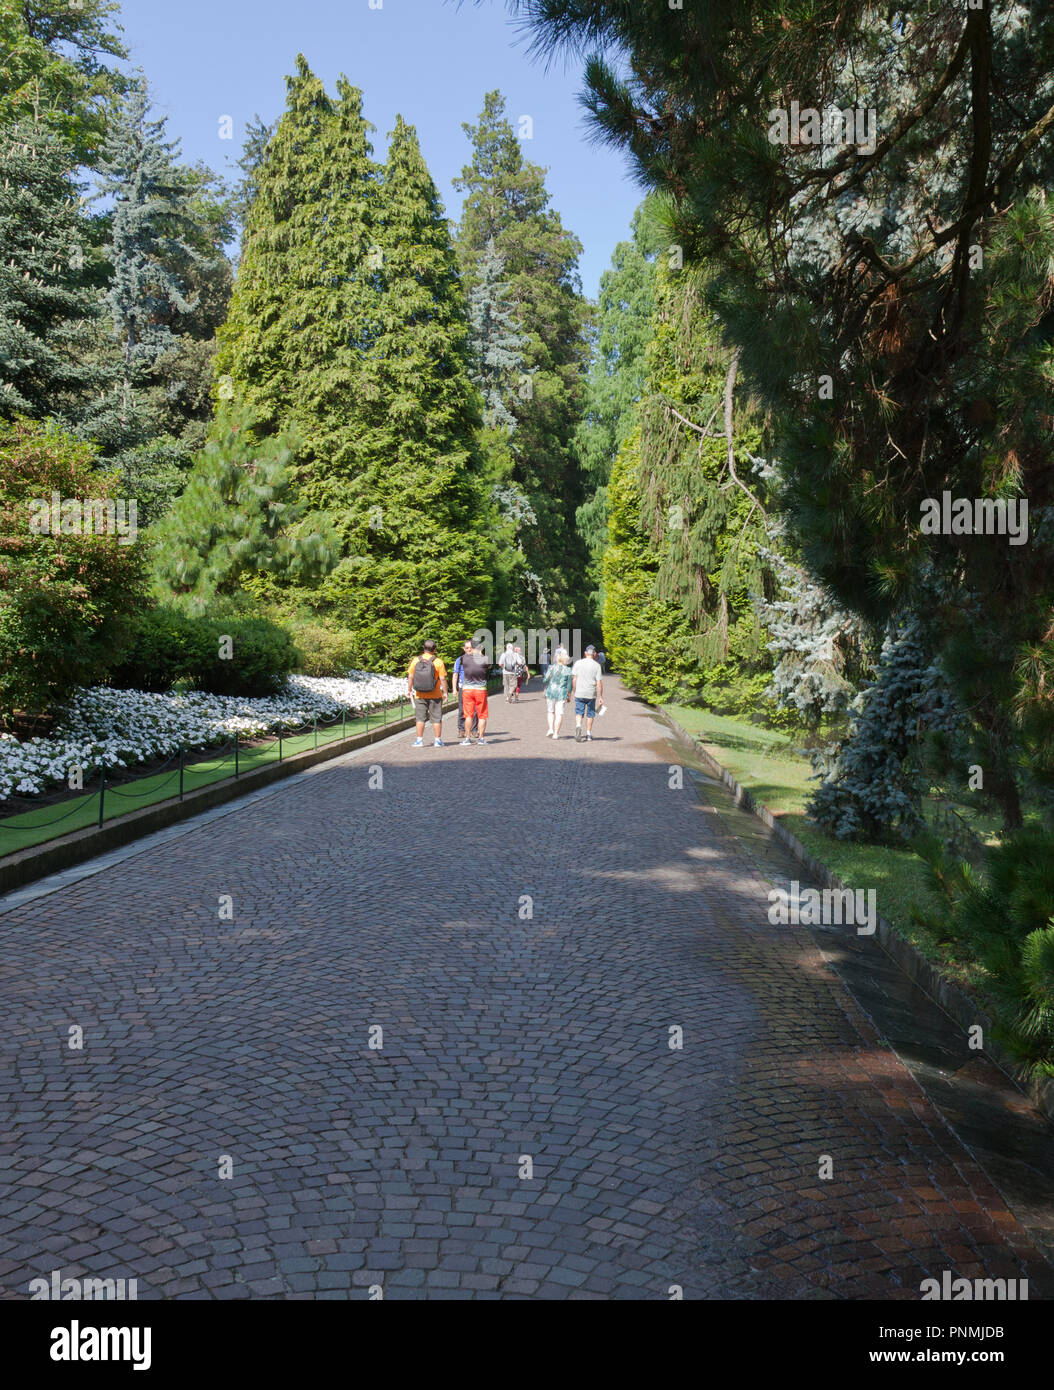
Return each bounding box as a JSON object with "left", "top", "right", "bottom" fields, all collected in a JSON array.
[
  {"left": 571, "top": 645, "right": 604, "bottom": 742},
  {"left": 499, "top": 642, "right": 520, "bottom": 703}
]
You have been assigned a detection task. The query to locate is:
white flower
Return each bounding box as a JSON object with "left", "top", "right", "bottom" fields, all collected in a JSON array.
[{"left": 0, "top": 672, "right": 408, "bottom": 801}]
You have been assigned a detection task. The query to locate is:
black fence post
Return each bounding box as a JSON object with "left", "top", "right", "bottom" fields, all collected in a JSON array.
[
  {"left": 365, "top": 705, "right": 369, "bottom": 733},
  {"left": 179, "top": 747, "right": 184, "bottom": 801},
  {"left": 314, "top": 715, "right": 318, "bottom": 751},
  {"left": 342, "top": 708, "right": 346, "bottom": 741},
  {"left": 234, "top": 732, "right": 239, "bottom": 779},
  {"left": 98, "top": 765, "right": 105, "bottom": 829}
]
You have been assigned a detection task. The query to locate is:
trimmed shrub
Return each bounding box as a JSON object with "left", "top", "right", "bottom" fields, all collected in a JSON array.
[
  {"left": 193, "top": 617, "right": 299, "bottom": 696},
  {"left": 106, "top": 607, "right": 215, "bottom": 692},
  {"left": 289, "top": 622, "right": 360, "bottom": 677},
  {"left": 107, "top": 608, "right": 298, "bottom": 697}
]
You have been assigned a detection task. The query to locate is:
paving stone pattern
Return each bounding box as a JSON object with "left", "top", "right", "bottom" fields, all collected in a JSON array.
[{"left": 0, "top": 681, "right": 1048, "bottom": 1299}]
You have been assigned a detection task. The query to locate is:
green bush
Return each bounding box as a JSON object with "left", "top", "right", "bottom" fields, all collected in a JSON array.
[
  {"left": 106, "top": 607, "right": 215, "bottom": 692},
  {"left": 289, "top": 621, "right": 360, "bottom": 677},
  {"left": 194, "top": 617, "right": 299, "bottom": 696},
  {"left": 0, "top": 419, "right": 145, "bottom": 719},
  {"left": 107, "top": 608, "right": 298, "bottom": 696}
]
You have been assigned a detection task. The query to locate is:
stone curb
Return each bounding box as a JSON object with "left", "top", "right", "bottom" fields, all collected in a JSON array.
[
  {"left": 0, "top": 699, "right": 458, "bottom": 897},
  {"left": 660, "top": 706, "right": 1054, "bottom": 1124}
]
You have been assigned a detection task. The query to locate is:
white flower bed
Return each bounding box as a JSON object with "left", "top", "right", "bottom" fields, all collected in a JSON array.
[{"left": 0, "top": 672, "right": 408, "bottom": 801}]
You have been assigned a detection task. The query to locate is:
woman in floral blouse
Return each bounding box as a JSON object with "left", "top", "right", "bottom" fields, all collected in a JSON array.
[{"left": 543, "top": 649, "right": 573, "bottom": 739}]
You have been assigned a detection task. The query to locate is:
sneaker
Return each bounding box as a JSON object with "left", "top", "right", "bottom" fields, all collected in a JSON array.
[
  {"left": 586, "top": 734, "right": 592, "bottom": 741},
  {"left": 575, "top": 727, "right": 583, "bottom": 742},
  {"left": 411, "top": 737, "right": 424, "bottom": 747},
  {"left": 477, "top": 738, "right": 488, "bottom": 745},
  {"left": 460, "top": 738, "right": 472, "bottom": 746},
  {"left": 434, "top": 739, "right": 444, "bottom": 747}
]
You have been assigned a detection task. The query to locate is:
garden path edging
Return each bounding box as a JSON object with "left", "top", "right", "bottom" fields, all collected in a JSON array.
[{"left": 659, "top": 705, "right": 1054, "bottom": 1125}]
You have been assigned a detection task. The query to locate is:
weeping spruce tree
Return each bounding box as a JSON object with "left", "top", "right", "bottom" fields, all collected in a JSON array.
[
  {"left": 601, "top": 254, "right": 773, "bottom": 706},
  {"left": 214, "top": 61, "right": 492, "bottom": 666}
]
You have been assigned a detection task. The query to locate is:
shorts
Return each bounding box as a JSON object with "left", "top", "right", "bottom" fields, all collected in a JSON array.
[
  {"left": 545, "top": 697, "right": 567, "bottom": 713},
  {"left": 414, "top": 696, "right": 442, "bottom": 723},
  {"left": 574, "top": 696, "right": 596, "bottom": 718},
  {"left": 462, "top": 687, "right": 489, "bottom": 721}
]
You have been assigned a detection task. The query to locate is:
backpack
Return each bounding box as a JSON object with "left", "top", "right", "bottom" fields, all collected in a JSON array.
[
  {"left": 461, "top": 651, "right": 489, "bottom": 684},
  {"left": 515, "top": 659, "right": 527, "bottom": 678},
  {"left": 412, "top": 657, "right": 438, "bottom": 692}
]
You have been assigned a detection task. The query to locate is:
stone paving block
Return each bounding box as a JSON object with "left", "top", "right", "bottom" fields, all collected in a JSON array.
[{"left": 0, "top": 679, "right": 1050, "bottom": 1303}]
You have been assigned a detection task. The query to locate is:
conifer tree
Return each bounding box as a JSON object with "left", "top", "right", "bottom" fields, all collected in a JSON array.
[
  {"left": 601, "top": 432, "right": 697, "bottom": 703},
  {"left": 454, "top": 91, "right": 591, "bottom": 625},
  {"left": 78, "top": 84, "right": 214, "bottom": 515},
  {"left": 0, "top": 120, "right": 103, "bottom": 420},
  {"left": 314, "top": 115, "right": 491, "bottom": 664},
  {"left": 214, "top": 60, "right": 381, "bottom": 503},
  {"left": 808, "top": 619, "right": 963, "bottom": 842},
  {"left": 631, "top": 257, "right": 773, "bottom": 705},
  {"left": 468, "top": 238, "right": 526, "bottom": 433},
  {"left": 516, "top": 0, "right": 1054, "bottom": 830},
  {"left": 151, "top": 410, "right": 338, "bottom": 615},
  {"left": 576, "top": 201, "right": 660, "bottom": 597}
]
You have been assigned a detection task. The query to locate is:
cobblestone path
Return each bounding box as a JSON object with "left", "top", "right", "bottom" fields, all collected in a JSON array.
[{"left": 0, "top": 679, "right": 1048, "bottom": 1299}]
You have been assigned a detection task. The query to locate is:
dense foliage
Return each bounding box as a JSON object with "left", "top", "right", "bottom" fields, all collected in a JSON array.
[{"left": 0, "top": 419, "right": 144, "bottom": 720}]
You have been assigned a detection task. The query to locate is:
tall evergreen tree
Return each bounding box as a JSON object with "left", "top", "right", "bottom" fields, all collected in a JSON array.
[
  {"left": 576, "top": 201, "right": 660, "bottom": 602},
  {"left": 454, "top": 90, "right": 591, "bottom": 626},
  {"left": 0, "top": 120, "right": 103, "bottom": 420},
  {"left": 601, "top": 431, "right": 697, "bottom": 703},
  {"left": 214, "top": 66, "right": 492, "bottom": 664},
  {"left": 214, "top": 59, "right": 381, "bottom": 503},
  {"left": 515, "top": 0, "right": 1054, "bottom": 829},
  {"left": 313, "top": 114, "right": 491, "bottom": 663},
  {"left": 629, "top": 257, "right": 773, "bottom": 705},
  {"left": 78, "top": 84, "right": 216, "bottom": 517},
  {"left": 468, "top": 238, "right": 526, "bottom": 433}
]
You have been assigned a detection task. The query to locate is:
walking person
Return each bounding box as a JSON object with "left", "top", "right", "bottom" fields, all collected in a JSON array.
[
  {"left": 407, "top": 639, "right": 447, "bottom": 747},
  {"left": 514, "top": 645, "right": 530, "bottom": 697},
  {"left": 457, "top": 638, "right": 490, "bottom": 746},
  {"left": 499, "top": 642, "right": 520, "bottom": 703},
  {"left": 543, "top": 648, "right": 573, "bottom": 738},
  {"left": 452, "top": 639, "right": 480, "bottom": 741},
  {"left": 571, "top": 644, "right": 604, "bottom": 743}
]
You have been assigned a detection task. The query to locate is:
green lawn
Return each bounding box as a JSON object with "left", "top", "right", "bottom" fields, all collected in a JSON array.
[
  {"left": 664, "top": 703, "right": 965, "bottom": 973},
  {"left": 0, "top": 703, "right": 412, "bottom": 857}
]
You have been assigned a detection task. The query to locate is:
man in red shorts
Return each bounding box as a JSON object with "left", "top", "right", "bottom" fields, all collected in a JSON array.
[{"left": 458, "top": 639, "right": 490, "bottom": 746}]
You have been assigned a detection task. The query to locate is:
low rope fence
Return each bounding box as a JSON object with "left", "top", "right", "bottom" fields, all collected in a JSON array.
[{"left": 0, "top": 692, "right": 424, "bottom": 848}]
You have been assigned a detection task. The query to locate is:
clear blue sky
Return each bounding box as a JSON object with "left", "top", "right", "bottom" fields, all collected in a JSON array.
[{"left": 115, "top": 0, "right": 641, "bottom": 297}]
